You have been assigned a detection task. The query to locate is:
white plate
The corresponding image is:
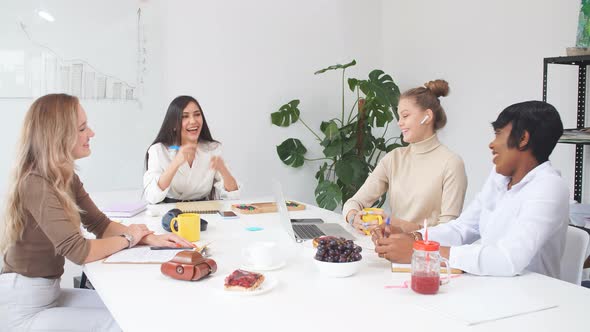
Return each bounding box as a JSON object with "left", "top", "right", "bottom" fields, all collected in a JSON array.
[
  {"left": 223, "top": 275, "right": 278, "bottom": 296},
  {"left": 240, "top": 260, "right": 286, "bottom": 271}
]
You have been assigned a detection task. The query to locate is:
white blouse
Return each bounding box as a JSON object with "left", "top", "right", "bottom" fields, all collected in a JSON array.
[{"left": 143, "top": 141, "right": 241, "bottom": 204}]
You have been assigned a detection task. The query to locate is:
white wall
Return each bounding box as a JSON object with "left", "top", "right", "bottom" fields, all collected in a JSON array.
[
  {"left": 0, "top": 0, "right": 584, "bottom": 206},
  {"left": 382, "top": 0, "right": 582, "bottom": 203},
  {"left": 0, "top": 0, "right": 165, "bottom": 196},
  {"left": 156, "top": 0, "right": 385, "bottom": 205}
]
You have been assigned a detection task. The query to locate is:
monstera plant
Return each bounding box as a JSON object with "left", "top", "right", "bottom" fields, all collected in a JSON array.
[{"left": 271, "top": 60, "right": 405, "bottom": 210}]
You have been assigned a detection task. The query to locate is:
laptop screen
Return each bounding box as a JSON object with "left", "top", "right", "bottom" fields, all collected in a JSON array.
[{"left": 272, "top": 180, "right": 297, "bottom": 241}]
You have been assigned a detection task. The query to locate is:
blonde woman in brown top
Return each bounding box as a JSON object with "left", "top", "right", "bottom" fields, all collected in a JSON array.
[
  {"left": 343, "top": 80, "right": 468, "bottom": 235},
  {"left": 0, "top": 94, "right": 193, "bottom": 331}
]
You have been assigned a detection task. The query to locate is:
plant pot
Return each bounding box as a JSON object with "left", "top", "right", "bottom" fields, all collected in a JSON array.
[{"left": 566, "top": 47, "right": 590, "bottom": 56}]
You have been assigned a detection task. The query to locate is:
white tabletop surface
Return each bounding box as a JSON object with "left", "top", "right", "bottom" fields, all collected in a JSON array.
[{"left": 85, "top": 196, "right": 590, "bottom": 332}]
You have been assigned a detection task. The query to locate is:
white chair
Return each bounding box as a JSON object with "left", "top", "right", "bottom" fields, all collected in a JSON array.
[{"left": 560, "top": 226, "right": 590, "bottom": 285}]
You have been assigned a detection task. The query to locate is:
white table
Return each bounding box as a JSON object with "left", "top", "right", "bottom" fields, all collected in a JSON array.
[{"left": 85, "top": 198, "right": 590, "bottom": 332}]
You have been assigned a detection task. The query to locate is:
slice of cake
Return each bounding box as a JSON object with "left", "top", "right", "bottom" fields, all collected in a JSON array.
[{"left": 224, "top": 269, "right": 265, "bottom": 291}]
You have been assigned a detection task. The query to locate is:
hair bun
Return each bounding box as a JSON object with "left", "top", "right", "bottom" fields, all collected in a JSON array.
[{"left": 424, "top": 79, "right": 450, "bottom": 98}]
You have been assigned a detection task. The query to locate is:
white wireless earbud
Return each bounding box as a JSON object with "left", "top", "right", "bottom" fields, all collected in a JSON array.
[{"left": 420, "top": 115, "right": 430, "bottom": 125}]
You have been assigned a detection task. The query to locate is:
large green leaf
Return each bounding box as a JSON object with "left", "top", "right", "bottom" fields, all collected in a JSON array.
[
  {"left": 323, "top": 135, "right": 357, "bottom": 158},
  {"left": 271, "top": 100, "right": 300, "bottom": 127},
  {"left": 583, "top": 2, "right": 590, "bottom": 16},
  {"left": 276, "top": 138, "right": 307, "bottom": 167},
  {"left": 322, "top": 139, "right": 342, "bottom": 158},
  {"left": 366, "top": 70, "right": 400, "bottom": 110},
  {"left": 321, "top": 121, "right": 339, "bottom": 141},
  {"left": 314, "top": 60, "right": 357, "bottom": 75},
  {"left": 336, "top": 178, "right": 363, "bottom": 205},
  {"left": 348, "top": 78, "right": 359, "bottom": 92},
  {"left": 315, "top": 180, "right": 342, "bottom": 210},
  {"left": 358, "top": 70, "right": 401, "bottom": 125},
  {"left": 315, "top": 162, "right": 328, "bottom": 182},
  {"left": 363, "top": 98, "right": 393, "bottom": 127},
  {"left": 334, "top": 155, "right": 368, "bottom": 187}
]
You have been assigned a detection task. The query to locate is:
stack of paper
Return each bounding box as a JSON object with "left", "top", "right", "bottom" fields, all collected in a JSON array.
[
  {"left": 560, "top": 128, "right": 590, "bottom": 144},
  {"left": 103, "top": 246, "right": 193, "bottom": 264},
  {"left": 391, "top": 263, "right": 463, "bottom": 274},
  {"left": 102, "top": 201, "right": 147, "bottom": 218},
  {"left": 175, "top": 201, "right": 222, "bottom": 214}
]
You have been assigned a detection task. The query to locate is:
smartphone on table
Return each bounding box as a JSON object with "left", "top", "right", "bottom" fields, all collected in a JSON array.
[{"left": 218, "top": 210, "right": 239, "bottom": 219}]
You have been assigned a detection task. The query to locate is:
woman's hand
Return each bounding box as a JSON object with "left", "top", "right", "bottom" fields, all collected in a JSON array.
[
  {"left": 126, "top": 224, "right": 154, "bottom": 247},
  {"left": 210, "top": 156, "right": 238, "bottom": 191},
  {"left": 370, "top": 222, "right": 404, "bottom": 244},
  {"left": 140, "top": 233, "right": 196, "bottom": 248},
  {"left": 210, "top": 156, "right": 228, "bottom": 173},
  {"left": 173, "top": 143, "right": 197, "bottom": 166},
  {"left": 374, "top": 233, "right": 415, "bottom": 263},
  {"left": 350, "top": 210, "right": 385, "bottom": 235}
]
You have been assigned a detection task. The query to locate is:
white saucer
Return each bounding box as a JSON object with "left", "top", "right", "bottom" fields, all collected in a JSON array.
[
  {"left": 240, "top": 261, "right": 286, "bottom": 271},
  {"left": 223, "top": 276, "right": 278, "bottom": 296}
]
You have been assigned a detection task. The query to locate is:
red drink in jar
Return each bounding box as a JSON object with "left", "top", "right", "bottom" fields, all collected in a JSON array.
[
  {"left": 411, "top": 273, "right": 440, "bottom": 294},
  {"left": 410, "top": 240, "right": 450, "bottom": 295}
]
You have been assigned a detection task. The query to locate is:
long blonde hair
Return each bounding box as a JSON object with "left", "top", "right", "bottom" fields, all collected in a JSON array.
[{"left": 1, "top": 94, "right": 82, "bottom": 253}]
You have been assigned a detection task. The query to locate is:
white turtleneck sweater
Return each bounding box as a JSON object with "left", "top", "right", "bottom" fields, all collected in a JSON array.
[{"left": 342, "top": 134, "right": 467, "bottom": 226}]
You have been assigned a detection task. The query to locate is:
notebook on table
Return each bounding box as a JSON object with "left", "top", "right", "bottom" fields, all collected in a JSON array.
[
  {"left": 102, "top": 201, "right": 147, "bottom": 218},
  {"left": 391, "top": 263, "right": 463, "bottom": 274},
  {"left": 175, "top": 201, "right": 222, "bottom": 214}
]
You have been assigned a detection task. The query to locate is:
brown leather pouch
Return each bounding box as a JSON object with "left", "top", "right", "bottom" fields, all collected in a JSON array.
[{"left": 161, "top": 251, "right": 217, "bottom": 281}]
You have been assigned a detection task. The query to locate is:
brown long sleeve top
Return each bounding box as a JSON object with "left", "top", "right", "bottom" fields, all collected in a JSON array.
[{"left": 2, "top": 172, "right": 111, "bottom": 279}]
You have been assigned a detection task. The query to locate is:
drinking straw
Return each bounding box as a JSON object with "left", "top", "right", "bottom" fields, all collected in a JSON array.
[{"left": 423, "top": 219, "right": 428, "bottom": 243}]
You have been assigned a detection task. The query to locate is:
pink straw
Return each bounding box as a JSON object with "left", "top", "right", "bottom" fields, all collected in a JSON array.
[{"left": 423, "top": 219, "right": 428, "bottom": 243}]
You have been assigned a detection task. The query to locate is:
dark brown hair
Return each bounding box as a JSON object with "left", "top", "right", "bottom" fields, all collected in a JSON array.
[
  {"left": 144, "top": 96, "right": 217, "bottom": 169},
  {"left": 401, "top": 79, "right": 450, "bottom": 130}
]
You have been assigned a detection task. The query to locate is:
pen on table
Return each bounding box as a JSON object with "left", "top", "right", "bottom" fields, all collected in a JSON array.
[{"left": 150, "top": 246, "right": 194, "bottom": 250}]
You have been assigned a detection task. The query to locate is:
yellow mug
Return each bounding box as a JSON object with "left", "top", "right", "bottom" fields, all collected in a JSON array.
[
  {"left": 361, "top": 208, "right": 384, "bottom": 235},
  {"left": 171, "top": 213, "right": 200, "bottom": 242}
]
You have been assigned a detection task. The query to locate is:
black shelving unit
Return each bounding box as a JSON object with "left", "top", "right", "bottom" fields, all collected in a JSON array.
[{"left": 543, "top": 55, "right": 590, "bottom": 202}]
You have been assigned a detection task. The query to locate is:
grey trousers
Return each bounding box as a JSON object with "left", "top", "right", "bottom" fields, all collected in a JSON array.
[{"left": 0, "top": 273, "right": 121, "bottom": 331}]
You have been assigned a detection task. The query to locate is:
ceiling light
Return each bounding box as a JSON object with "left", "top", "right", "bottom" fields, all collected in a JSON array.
[{"left": 38, "top": 10, "right": 55, "bottom": 22}]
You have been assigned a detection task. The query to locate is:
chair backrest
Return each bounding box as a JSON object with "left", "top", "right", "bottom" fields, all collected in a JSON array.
[{"left": 560, "top": 226, "right": 590, "bottom": 285}]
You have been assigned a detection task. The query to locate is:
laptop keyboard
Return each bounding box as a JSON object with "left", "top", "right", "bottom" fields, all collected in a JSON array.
[{"left": 293, "top": 224, "right": 325, "bottom": 239}]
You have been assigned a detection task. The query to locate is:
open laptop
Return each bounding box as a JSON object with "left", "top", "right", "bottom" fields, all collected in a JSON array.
[{"left": 273, "top": 181, "right": 355, "bottom": 242}]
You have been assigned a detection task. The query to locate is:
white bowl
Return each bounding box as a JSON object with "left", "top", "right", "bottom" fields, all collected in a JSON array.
[{"left": 313, "top": 258, "right": 361, "bottom": 278}]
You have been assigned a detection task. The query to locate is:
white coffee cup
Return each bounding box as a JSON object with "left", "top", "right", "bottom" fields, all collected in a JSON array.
[{"left": 242, "top": 242, "right": 280, "bottom": 269}]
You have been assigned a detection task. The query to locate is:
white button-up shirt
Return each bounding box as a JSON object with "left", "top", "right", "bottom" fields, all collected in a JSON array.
[
  {"left": 424, "top": 161, "right": 569, "bottom": 278},
  {"left": 143, "top": 142, "right": 241, "bottom": 204}
]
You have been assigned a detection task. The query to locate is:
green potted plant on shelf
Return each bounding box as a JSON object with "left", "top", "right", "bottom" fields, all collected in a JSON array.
[
  {"left": 568, "top": 0, "right": 590, "bottom": 55},
  {"left": 270, "top": 60, "right": 405, "bottom": 210}
]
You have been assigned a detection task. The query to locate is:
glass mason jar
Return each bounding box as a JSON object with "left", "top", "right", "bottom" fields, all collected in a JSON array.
[{"left": 411, "top": 240, "right": 450, "bottom": 295}]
